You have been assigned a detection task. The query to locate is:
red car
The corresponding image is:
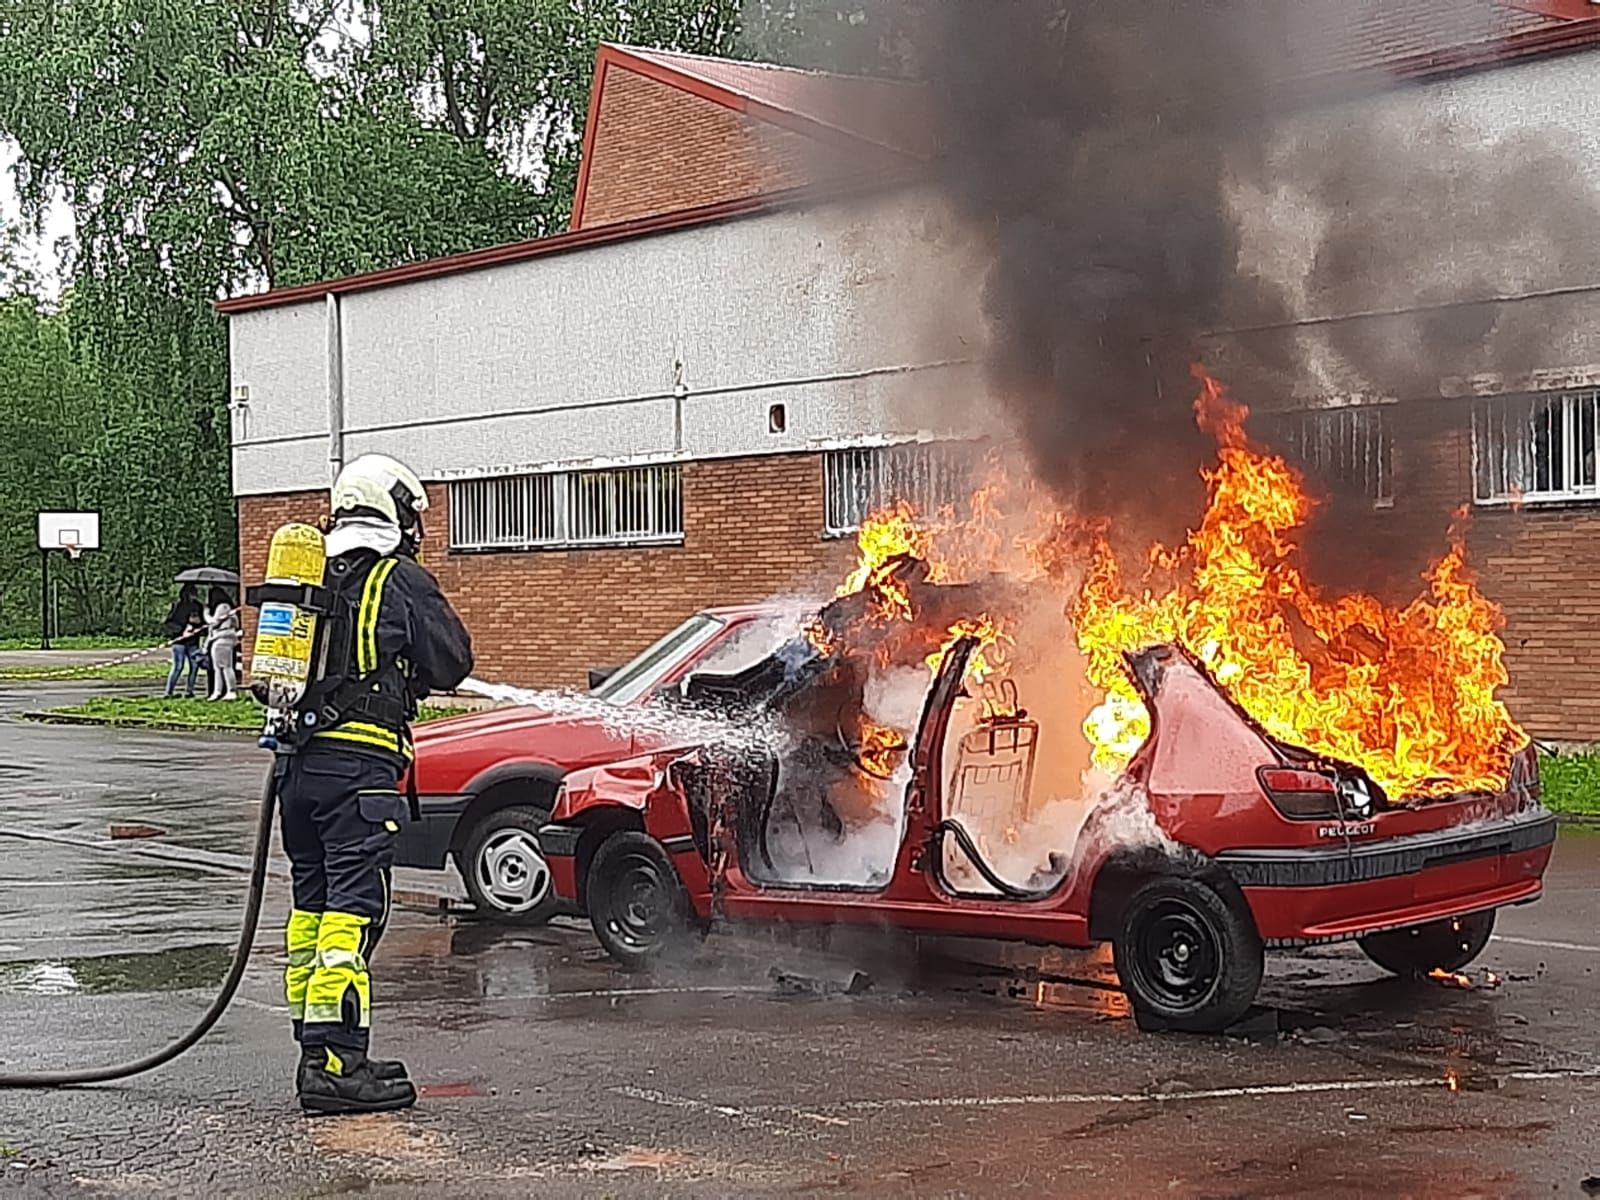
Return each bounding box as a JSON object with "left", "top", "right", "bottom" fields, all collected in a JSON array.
[
  {"left": 395, "top": 604, "right": 802, "bottom": 922},
  {"left": 540, "top": 623, "right": 1554, "bottom": 1032}
]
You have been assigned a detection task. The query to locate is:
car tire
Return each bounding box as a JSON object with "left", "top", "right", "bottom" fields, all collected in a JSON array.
[
  {"left": 1113, "top": 875, "right": 1264, "bottom": 1033},
  {"left": 458, "top": 806, "right": 558, "bottom": 926},
  {"left": 586, "top": 831, "right": 692, "bottom": 971},
  {"left": 1357, "top": 910, "right": 1496, "bottom": 976}
]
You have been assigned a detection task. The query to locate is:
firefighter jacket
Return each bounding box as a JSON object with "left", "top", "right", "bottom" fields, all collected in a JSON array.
[{"left": 303, "top": 549, "right": 473, "bottom": 763}]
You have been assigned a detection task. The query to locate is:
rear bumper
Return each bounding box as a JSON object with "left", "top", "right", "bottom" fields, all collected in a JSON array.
[
  {"left": 394, "top": 795, "right": 471, "bottom": 870},
  {"left": 1220, "top": 809, "right": 1557, "bottom": 945}
]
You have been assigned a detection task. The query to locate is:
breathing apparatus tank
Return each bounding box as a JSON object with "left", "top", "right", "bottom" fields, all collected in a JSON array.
[{"left": 247, "top": 522, "right": 330, "bottom": 749}]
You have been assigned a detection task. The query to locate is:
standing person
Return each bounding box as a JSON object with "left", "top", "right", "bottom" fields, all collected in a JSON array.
[
  {"left": 275, "top": 454, "right": 472, "bottom": 1116},
  {"left": 205, "top": 587, "right": 241, "bottom": 700},
  {"left": 162, "top": 584, "right": 204, "bottom": 698}
]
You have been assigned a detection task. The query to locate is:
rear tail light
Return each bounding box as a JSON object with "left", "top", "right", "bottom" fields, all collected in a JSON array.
[{"left": 1258, "top": 766, "right": 1340, "bottom": 819}]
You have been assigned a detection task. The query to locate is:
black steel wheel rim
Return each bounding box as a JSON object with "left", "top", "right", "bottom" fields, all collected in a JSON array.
[
  {"left": 603, "top": 852, "right": 670, "bottom": 948},
  {"left": 1130, "top": 897, "right": 1221, "bottom": 1012}
]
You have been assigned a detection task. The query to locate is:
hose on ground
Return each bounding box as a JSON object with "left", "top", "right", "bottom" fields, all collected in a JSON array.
[{"left": 0, "top": 767, "right": 277, "bottom": 1088}]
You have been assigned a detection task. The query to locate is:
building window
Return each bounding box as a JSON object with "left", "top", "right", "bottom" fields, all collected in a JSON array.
[
  {"left": 448, "top": 463, "right": 683, "bottom": 551},
  {"left": 823, "top": 442, "right": 971, "bottom": 535},
  {"left": 1473, "top": 390, "right": 1600, "bottom": 505},
  {"left": 1261, "top": 406, "right": 1393, "bottom": 506}
]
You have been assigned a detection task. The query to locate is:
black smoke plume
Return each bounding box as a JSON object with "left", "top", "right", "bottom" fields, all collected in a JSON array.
[{"left": 803, "top": 1, "right": 1600, "bottom": 579}]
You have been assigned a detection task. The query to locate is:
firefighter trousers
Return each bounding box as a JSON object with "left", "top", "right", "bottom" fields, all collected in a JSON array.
[{"left": 276, "top": 748, "right": 407, "bottom": 1055}]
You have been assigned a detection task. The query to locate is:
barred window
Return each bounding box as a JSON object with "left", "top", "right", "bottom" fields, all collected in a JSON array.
[
  {"left": 1473, "top": 390, "right": 1600, "bottom": 505},
  {"left": 1261, "top": 407, "right": 1393, "bottom": 506},
  {"left": 448, "top": 463, "right": 683, "bottom": 551},
  {"left": 823, "top": 442, "right": 972, "bottom": 535}
]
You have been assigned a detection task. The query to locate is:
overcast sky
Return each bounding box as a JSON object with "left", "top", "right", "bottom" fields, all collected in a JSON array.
[{"left": 1, "top": 136, "right": 74, "bottom": 300}]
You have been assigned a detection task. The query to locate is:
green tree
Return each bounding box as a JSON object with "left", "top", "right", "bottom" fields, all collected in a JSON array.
[
  {"left": 361, "top": 0, "right": 745, "bottom": 231},
  {"left": 0, "top": 0, "right": 888, "bottom": 635}
]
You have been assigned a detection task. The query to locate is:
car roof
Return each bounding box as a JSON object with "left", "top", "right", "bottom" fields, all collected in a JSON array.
[{"left": 700, "top": 600, "right": 818, "bottom": 621}]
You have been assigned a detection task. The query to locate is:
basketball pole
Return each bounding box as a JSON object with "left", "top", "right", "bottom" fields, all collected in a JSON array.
[{"left": 39, "top": 547, "right": 50, "bottom": 651}]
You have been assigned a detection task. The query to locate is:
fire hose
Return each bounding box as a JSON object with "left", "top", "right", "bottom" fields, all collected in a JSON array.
[{"left": 0, "top": 768, "right": 276, "bottom": 1088}]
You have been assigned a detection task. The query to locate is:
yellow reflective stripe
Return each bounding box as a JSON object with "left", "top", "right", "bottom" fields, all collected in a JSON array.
[
  {"left": 285, "top": 909, "right": 322, "bottom": 1018},
  {"left": 304, "top": 911, "right": 373, "bottom": 1032},
  {"left": 311, "top": 722, "right": 414, "bottom": 758},
  {"left": 356, "top": 558, "right": 397, "bottom": 676},
  {"left": 324, "top": 1048, "right": 344, "bottom": 1077}
]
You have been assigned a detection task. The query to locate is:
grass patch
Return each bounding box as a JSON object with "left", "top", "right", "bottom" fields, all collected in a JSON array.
[
  {"left": 0, "top": 635, "right": 148, "bottom": 651},
  {"left": 0, "top": 660, "right": 166, "bottom": 682},
  {"left": 32, "top": 694, "right": 469, "bottom": 733},
  {"left": 1539, "top": 750, "right": 1600, "bottom": 817}
]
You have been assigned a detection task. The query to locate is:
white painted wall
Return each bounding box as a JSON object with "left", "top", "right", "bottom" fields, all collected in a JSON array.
[
  {"left": 1226, "top": 49, "right": 1600, "bottom": 405},
  {"left": 229, "top": 189, "right": 985, "bottom": 496}
]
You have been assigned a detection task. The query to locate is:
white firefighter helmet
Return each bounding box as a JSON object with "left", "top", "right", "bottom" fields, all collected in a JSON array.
[{"left": 330, "top": 453, "right": 428, "bottom": 537}]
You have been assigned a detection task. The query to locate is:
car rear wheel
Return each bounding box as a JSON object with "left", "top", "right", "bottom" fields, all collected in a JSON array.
[
  {"left": 1357, "top": 910, "right": 1496, "bottom": 976},
  {"left": 1113, "top": 875, "right": 1264, "bottom": 1033},
  {"left": 586, "top": 831, "right": 691, "bottom": 971},
  {"left": 459, "top": 806, "right": 557, "bottom": 926}
]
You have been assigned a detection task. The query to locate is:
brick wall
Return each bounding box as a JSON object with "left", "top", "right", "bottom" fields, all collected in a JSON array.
[
  {"left": 239, "top": 431, "right": 1600, "bottom": 740},
  {"left": 578, "top": 69, "right": 814, "bottom": 229},
  {"left": 238, "top": 452, "right": 858, "bottom": 690},
  {"left": 576, "top": 67, "right": 894, "bottom": 229}
]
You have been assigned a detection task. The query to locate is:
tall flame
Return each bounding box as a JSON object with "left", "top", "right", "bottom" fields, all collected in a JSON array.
[
  {"left": 822, "top": 369, "right": 1523, "bottom": 802},
  {"left": 1074, "top": 371, "right": 1521, "bottom": 798}
]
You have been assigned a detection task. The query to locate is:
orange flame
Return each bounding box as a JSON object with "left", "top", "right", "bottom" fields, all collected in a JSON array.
[
  {"left": 857, "top": 720, "right": 909, "bottom": 780},
  {"left": 1075, "top": 371, "right": 1521, "bottom": 798},
  {"left": 821, "top": 369, "right": 1522, "bottom": 801}
]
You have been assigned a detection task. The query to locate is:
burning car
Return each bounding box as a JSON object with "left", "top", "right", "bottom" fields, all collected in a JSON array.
[
  {"left": 531, "top": 365, "right": 1557, "bottom": 1033},
  {"left": 539, "top": 568, "right": 1552, "bottom": 1032}
]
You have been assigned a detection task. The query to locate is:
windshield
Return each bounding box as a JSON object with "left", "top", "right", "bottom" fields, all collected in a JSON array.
[
  {"left": 681, "top": 613, "right": 804, "bottom": 682},
  {"left": 590, "top": 614, "right": 726, "bottom": 705}
]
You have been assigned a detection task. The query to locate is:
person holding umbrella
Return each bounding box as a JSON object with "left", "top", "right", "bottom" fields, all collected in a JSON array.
[
  {"left": 172, "top": 568, "right": 241, "bottom": 700},
  {"left": 162, "top": 583, "right": 205, "bottom": 698}
]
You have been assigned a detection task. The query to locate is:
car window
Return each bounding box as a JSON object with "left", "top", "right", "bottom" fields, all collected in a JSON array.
[
  {"left": 676, "top": 614, "right": 804, "bottom": 685},
  {"left": 591, "top": 614, "right": 725, "bottom": 705}
]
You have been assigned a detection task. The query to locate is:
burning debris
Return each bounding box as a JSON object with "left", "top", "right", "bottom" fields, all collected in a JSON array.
[{"left": 1427, "top": 967, "right": 1502, "bottom": 992}]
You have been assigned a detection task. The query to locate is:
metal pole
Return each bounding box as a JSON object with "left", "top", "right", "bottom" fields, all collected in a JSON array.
[{"left": 39, "top": 549, "right": 50, "bottom": 651}]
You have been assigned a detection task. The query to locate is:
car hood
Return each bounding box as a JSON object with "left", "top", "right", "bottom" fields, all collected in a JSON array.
[{"left": 412, "top": 703, "right": 567, "bottom": 746}]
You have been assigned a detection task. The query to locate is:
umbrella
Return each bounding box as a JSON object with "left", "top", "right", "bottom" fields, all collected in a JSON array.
[{"left": 175, "top": 567, "right": 240, "bottom": 585}]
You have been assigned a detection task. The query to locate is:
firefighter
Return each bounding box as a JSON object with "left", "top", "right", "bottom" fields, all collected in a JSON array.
[{"left": 278, "top": 453, "right": 472, "bottom": 1115}]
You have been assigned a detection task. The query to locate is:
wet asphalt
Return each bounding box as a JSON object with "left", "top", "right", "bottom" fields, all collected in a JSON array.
[{"left": 1, "top": 677, "right": 1598, "bottom": 1198}]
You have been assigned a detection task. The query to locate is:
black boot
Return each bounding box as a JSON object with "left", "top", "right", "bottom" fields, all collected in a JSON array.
[
  {"left": 297, "top": 1047, "right": 416, "bottom": 1116},
  {"left": 294, "top": 1024, "right": 406, "bottom": 1081}
]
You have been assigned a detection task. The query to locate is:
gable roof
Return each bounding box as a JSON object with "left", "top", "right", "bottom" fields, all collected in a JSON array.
[{"left": 568, "top": 43, "right": 933, "bottom": 230}]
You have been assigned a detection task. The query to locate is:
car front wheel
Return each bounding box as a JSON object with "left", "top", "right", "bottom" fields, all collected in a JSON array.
[
  {"left": 459, "top": 806, "right": 557, "bottom": 925},
  {"left": 586, "top": 831, "right": 692, "bottom": 971},
  {"left": 1113, "top": 875, "right": 1264, "bottom": 1033},
  {"left": 1358, "top": 910, "right": 1495, "bottom": 976}
]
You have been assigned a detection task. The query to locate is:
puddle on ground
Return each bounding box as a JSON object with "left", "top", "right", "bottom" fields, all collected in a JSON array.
[{"left": 0, "top": 943, "right": 233, "bottom": 995}]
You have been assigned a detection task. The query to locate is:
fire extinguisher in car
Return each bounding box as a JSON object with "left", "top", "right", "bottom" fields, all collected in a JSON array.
[{"left": 247, "top": 522, "right": 329, "bottom": 749}]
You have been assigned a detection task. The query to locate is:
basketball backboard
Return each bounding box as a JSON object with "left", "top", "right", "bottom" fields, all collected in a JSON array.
[{"left": 38, "top": 511, "right": 101, "bottom": 552}]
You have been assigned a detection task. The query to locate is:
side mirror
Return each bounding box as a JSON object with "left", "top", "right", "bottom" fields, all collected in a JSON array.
[{"left": 588, "top": 665, "right": 620, "bottom": 690}]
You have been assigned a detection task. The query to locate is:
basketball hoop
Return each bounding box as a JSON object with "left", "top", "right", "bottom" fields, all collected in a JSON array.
[{"left": 63, "top": 543, "right": 82, "bottom": 561}]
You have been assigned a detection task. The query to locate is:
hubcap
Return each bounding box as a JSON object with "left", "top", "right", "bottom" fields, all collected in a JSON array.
[
  {"left": 1131, "top": 898, "right": 1222, "bottom": 1012},
  {"left": 474, "top": 829, "right": 551, "bottom": 914}
]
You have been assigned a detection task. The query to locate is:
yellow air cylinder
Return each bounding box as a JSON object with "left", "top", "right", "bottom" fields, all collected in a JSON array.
[{"left": 249, "top": 522, "right": 327, "bottom": 747}]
